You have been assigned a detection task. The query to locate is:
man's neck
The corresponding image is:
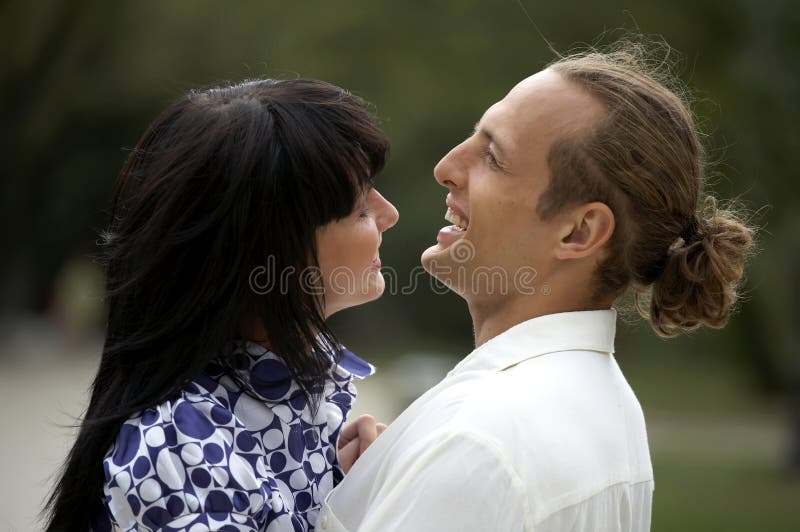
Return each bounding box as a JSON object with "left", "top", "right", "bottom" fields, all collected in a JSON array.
[{"left": 468, "top": 292, "right": 613, "bottom": 347}]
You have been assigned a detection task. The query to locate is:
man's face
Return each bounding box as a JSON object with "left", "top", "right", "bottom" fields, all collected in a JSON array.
[{"left": 421, "top": 69, "right": 604, "bottom": 301}]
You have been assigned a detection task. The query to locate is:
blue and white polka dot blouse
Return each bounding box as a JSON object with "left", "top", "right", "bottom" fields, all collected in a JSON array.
[{"left": 92, "top": 339, "right": 374, "bottom": 531}]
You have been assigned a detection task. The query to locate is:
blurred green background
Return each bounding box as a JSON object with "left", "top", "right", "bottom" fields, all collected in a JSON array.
[{"left": 1, "top": 0, "right": 798, "bottom": 530}]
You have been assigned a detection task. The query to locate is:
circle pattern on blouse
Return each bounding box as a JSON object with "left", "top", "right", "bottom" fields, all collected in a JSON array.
[{"left": 95, "top": 341, "right": 373, "bottom": 532}]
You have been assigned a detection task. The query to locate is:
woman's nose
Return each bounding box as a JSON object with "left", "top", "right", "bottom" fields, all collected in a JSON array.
[{"left": 374, "top": 190, "right": 399, "bottom": 232}]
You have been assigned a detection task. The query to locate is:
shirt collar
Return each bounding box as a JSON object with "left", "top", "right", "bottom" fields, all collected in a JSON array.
[
  {"left": 448, "top": 309, "right": 617, "bottom": 377},
  {"left": 219, "top": 339, "right": 375, "bottom": 401},
  {"left": 333, "top": 348, "right": 376, "bottom": 380}
]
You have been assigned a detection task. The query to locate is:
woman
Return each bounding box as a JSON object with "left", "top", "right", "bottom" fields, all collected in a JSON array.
[{"left": 42, "top": 79, "right": 398, "bottom": 531}]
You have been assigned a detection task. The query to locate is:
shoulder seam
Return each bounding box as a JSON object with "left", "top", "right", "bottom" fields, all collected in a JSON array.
[{"left": 442, "top": 429, "right": 535, "bottom": 531}]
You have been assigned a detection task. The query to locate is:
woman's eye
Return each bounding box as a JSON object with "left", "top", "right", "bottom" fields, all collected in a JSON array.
[{"left": 359, "top": 208, "right": 372, "bottom": 218}]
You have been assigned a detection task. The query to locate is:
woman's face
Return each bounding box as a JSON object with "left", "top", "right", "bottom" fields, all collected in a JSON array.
[{"left": 316, "top": 188, "right": 399, "bottom": 316}]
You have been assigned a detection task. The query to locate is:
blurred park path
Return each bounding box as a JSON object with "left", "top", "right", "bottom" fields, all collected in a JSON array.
[{"left": 0, "top": 316, "right": 102, "bottom": 532}]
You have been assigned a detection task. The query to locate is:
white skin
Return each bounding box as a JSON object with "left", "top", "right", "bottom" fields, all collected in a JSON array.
[
  {"left": 316, "top": 187, "right": 399, "bottom": 317},
  {"left": 247, "top": 187, "right": 397, "bottom": 473},
  {"left": 245, "top": 187, "right": 398, "bottom": 337},
  {"left": 421, "top": 68, "right": 617, "bottom": 347}
]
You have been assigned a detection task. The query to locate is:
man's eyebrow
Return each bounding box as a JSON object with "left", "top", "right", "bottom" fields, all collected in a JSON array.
[{"left": 473, "top": 121, "right": 508, "bottom": 159}]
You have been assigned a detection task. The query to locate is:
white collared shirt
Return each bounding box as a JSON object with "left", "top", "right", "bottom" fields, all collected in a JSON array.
[{"left": 316, "top": 309, "right": 653, "bottom": 532}]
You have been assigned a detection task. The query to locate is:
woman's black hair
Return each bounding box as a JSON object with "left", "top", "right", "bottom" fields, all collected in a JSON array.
[{"left": 41, "top": 79, "right": 389, "bottom": 531}]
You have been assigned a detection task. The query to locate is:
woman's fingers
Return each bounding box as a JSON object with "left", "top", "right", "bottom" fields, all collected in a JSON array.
[
  {"left": 355, "top": 415, "right": 379, "bottom": 454},
  {"left": 339, "top": 414, "right": 373, "bottom": 445},
  {"left": 338, "top": 415, "right": 388, "bottom": 472},
  {"left": 338, "top": 437, "right": 360, "bottom": 474},
  {"left": 338, "top": 420, "right": 359, "bottom": 450}
]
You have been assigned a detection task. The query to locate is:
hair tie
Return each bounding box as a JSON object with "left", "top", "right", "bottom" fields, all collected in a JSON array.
[{"left": 679, "top": 216, "right": 701, "bottom": 244}]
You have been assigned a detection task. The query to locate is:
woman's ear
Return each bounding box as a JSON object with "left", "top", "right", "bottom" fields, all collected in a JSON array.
[{"left": 554, "top": 202, "right": 615, "bottom": 260}]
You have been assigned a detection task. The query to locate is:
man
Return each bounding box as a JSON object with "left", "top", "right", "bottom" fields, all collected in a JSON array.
[{"left": 317, "top": 45, "right": 753, "bottom": 532}]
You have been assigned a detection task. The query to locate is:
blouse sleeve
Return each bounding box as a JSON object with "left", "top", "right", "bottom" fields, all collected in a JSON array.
[{"left": 101, "top": 395, "right": 277, "bottom": 531}]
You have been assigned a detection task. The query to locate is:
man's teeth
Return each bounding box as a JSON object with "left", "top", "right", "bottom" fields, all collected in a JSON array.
[{"left": 445, "top": 208, "right": 469, "bottom": 231}]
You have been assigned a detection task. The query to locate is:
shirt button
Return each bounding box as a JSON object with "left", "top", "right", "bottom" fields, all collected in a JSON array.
[{"left": 321, "top": 515, "right": 329, "bottom": 529}]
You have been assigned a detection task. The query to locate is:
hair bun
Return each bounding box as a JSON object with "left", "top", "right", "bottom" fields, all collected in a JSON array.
[{"left": 640, "top": 198, "right": 755, "bottom": 337}]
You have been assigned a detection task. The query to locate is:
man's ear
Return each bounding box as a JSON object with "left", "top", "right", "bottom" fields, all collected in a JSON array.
[{"left": 554, "top": 202, "right": 615, "bottom": 260}]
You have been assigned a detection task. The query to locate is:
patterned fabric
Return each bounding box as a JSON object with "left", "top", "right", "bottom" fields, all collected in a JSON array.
[{"left": 92, "top": 339, "right": 374, "bottom": 532}]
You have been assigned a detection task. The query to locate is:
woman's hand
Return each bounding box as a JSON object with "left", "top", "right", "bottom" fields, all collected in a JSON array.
[{"left": 338, "top": 414, "right": 387, "bottom": 474}]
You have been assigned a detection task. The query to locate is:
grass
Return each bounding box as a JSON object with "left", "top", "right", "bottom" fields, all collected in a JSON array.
[{"left": 651, "top": 450, "right": 800, "bottom": 531}]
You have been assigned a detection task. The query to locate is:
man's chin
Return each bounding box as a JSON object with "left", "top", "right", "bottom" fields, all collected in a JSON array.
[
  {"left": 420, "top": 242, "right": 448, "bottom": 274},
  {"left": 420, "top": 244, "right": 466, "bottom": 298}
]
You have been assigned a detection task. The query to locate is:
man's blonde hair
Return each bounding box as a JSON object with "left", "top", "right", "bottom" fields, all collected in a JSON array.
[{"left": 540, "top": 42, "right": 754, "bottom": 337}]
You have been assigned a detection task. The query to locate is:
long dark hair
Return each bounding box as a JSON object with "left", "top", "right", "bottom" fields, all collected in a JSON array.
[{"left": 42, "top": 79, "right": 389, "bottom": 531}]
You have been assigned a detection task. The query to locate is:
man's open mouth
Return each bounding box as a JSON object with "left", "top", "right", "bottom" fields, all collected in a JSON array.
[{"left": 445, "top": 207, "right": 469, "bottom": 231}]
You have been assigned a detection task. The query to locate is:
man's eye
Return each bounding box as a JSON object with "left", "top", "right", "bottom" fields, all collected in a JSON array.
[{"left": 481, "top": 148, "right": 500, "bottom": 169}]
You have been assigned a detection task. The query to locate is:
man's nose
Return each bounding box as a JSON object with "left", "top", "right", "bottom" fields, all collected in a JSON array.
[{"left": 433, "top": 141, "right": 468, "bottom": 189}]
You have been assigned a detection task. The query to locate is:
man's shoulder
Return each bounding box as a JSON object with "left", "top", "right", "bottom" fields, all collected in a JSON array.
[
  {"left": 446, "top": 349, "right": 608, "bottom": 417},
  {"left": 441, "top": 350, "right": 653, "bottom": 505}
]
